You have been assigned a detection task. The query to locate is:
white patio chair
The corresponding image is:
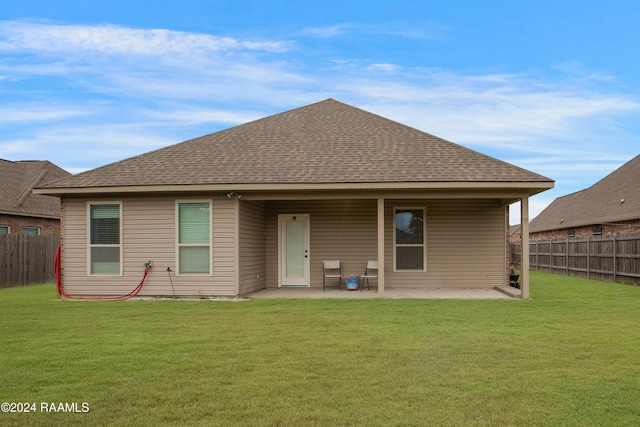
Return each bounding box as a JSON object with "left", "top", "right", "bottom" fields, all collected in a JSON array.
[
  {"left": 361, "top": 260, "right": 378, "bottom": 292},
  {"left": 322, "top": 260, "right": 342, "bottom": 292}
]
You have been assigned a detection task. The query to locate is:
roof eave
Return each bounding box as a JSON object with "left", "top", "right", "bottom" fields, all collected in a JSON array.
[
  {"left": 34, "top": 180, "right": 554, "bottom": 197},
  {"left": 531, "top": 214, "right": 640, "bottom": 234},
  {"left": 0, "top": 209, "right": 61, "bottom": 219}
]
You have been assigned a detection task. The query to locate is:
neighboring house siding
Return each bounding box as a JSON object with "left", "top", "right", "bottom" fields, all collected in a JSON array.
[
  {"left": 0, "top": 214, "right": 61, "bottom": 236},
  {"left": 61, "top": 196, "right": 237, "bottom": 297},
  {"left": 239, "top": 201, "right": 267, "bottom": 295},
  {"left": 530, "top": 219, "right": 640, "bottom": 241}
]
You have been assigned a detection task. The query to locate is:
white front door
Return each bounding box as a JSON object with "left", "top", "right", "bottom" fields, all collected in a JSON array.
[{"left": 278, "top": 214, "right": 310, "bottom": 287}]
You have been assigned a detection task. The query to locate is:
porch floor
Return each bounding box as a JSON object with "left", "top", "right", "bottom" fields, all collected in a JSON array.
[{"left": 246, "top": 286, "right": 519, "bottom": 299}]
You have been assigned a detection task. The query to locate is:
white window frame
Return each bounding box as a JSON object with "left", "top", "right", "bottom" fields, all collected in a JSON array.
[
  {"left": 87, "top": 201, "right": 123, "bottom": 276},
  {"left": 393, "top": 207, "right": 427, "bottom": 272},
  {"left": 176, "top": 200, "right": 212, "bottom": 276},
  {"left": 0, "top": 225, "right": 10, "bottom": 234}
]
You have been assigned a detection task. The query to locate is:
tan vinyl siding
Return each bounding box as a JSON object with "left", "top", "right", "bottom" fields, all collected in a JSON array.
[
  {"left": 264, "top": 198, "right": 505, "bottom": 289},
  {"left": 61, "top": 196, "right": 237, "bottom": 297},
  {"left": 211, "top": 198, "right": 237, "bottom": 295},
  {"left": 385, "top": 199, "right": 506, "bottom": 288},
  {"left": 61, "top": 194, "right": 506, "bottom": 295},
  {"left": 239, "top": 201, "right": 266, "bottom": 295},
  {"left": 265, "top": 199, "right": 378, "bottom": 288}
]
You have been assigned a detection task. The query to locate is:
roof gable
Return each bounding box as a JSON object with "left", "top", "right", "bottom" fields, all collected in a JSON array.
[
  {"left": 0, "top": 159, "right": 70, "bottom": 218},
  {"left": 530, "top": 154, "right": 640, "bottom": 232},
  {"left": 39, "top": 99, "right": 552, "bottom": 191}
]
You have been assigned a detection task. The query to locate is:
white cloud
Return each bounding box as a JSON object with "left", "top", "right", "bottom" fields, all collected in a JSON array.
[
  {"left": 341, "top": 73, "right": 639, "bottom": 153},
  {"left": 302, "top": 22, "right": 444, "bottom": 40},
  {"left": 367, "top": 63, "right": 398, "bottom": 72},
  {"left": 5, "top": 20, "right": 635, "bottom": 146},
  {"left": 302, "top": 24, "right": 349, "bottom": 38},
  {"left": 0, "top": 104, "right": 91, "bottom": 122},
  {"left": 0, "top": 20, "right": 312, "bottom": 100},
  {"left": 0, "top": 20, "right": 292, "bottom": 58},
  {"left": 141, "top": 108, "right": 263, "bottom": 126},
  {"left": 0, "top": 122, "right": 179, "bottom": 171}
]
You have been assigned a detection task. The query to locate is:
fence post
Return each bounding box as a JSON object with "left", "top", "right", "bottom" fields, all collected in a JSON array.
[
  {"left": 549, "top": 241, "right": 553, "bottom": 272},
  {"left": 587, "top": 237, "right": 591, "bottom": 279},
  {"left": 566, "top": 238, "right": 569, "bottom": 275},
  {"left": 613, "top": 235, "right": 617, "bottom": 283}
]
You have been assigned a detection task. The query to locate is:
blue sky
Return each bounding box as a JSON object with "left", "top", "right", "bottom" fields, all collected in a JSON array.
[{"left": 1, "top": 1, "right": 639, "bottom": 224}]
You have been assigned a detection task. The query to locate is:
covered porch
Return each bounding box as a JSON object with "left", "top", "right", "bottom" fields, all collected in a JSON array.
[{"left": 237, "top": 191, "right": 533, "bottom": 299}]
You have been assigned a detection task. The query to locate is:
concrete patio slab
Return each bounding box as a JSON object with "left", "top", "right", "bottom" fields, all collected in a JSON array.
[{"left": 246, "top": 287, "right": 516, "bottom": 299}]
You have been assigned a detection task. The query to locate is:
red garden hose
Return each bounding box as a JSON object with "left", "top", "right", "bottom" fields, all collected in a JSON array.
[{"left": 55, "top": 244, "right": 150, "bottom": 301}]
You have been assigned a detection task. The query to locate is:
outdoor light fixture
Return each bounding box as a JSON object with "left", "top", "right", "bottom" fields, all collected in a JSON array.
[{"left": 226, "top": 191, "right": 242, "bottom": 199}]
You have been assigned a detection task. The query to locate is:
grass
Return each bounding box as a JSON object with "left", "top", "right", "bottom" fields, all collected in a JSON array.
[{"left": 1, "top": 272, "right": 640, "bottom": 426}]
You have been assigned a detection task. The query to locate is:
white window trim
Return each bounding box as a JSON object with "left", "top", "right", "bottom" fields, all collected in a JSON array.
[
  {"left": 175, "top": 200, "right": 213, "bottom": 276},
  {"left": 1, "top": 225, "right": 11, "bottom": 234},
  {"left": 393, "top": 206, "right": 427, "bottom": 272},
  {"left": 87, "top": 201, "right": 123, "bottom": 276}
]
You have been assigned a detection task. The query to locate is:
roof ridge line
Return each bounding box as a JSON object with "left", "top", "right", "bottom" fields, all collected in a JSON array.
[{"left": 15, "top": 163, "right": 48, "bottom": 209}]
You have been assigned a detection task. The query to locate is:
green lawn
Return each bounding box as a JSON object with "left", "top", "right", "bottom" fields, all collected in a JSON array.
[{"left": 1, "top": 272, "right": 640, "bottom": 426}]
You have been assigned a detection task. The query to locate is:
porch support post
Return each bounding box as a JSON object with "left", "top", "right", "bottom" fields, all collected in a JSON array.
[
  {"left": 377, "top": 197, "right": 385, "bottom": 298},
  {"left": 520, "top": 196, "right": 530, "bottom": 299}
]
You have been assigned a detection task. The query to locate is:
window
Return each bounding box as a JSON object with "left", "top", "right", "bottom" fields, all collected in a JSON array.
[
  {"left": 567, "top": 229, "right": 575, "bottom": 238},
  {"left": 22, "top": 227, "right": 40, "bottom": 236},
  {"left": 593, "top": 226, "right": 603, "bottom": 236},
  {"left": 177, "top": 201, "right": 211, "bottom": 274},
  {"left": 89, "top": 203, "right": 122, "bottom": 275},
  {"left": 0, "top": 226, "right": 9, "bottom": 234},
  {"left": 394, "top": 208, "right": 426, "bottom": 271}
]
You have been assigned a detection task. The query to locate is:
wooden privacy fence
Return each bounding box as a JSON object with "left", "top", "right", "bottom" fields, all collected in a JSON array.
[
  {"left": 0, "top": 234, "right": 60, "bottom": 288},
  {"left": 510, "top": 235, "right": 640, "bottom": 286}
]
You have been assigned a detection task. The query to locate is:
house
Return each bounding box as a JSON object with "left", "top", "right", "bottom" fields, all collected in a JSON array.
[
  {"left": 35, "top": 99, "right": 553, "bottom": 298},
  {"left": 508, "top": 224, "right": 522, "bottom": 243},
  {"left": 0, "top": 159, "right": 71, "bottom": 236},
  {"left": 530, "top": 154, "right": 640, "bottom": 240}
]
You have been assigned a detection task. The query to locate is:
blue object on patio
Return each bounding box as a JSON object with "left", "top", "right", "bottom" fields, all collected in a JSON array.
[{"left": 345, "top": 274, "right": 359, "bottom": 291}]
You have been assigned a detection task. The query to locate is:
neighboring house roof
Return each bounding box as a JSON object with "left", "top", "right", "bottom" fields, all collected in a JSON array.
[
  {"left": 509, "top": 224, "right": 521, "bottom": 237},
  {"left": 530, "top": 154, "right": 640, "bottom": 233},
  {"left": 0, "top": 159, "right": 71, "bottom": 218},
  {"left": 37, "top": 99, "right": 553, "bottom": 194}
]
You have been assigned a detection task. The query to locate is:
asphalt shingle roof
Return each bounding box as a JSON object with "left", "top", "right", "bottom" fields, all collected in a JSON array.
[
  {"left": 0, "top": 159, "right": 70, "bottom": 218},
  {"left": 40, "top": 99, "right": 552, "bottom": 190},
  {"left": 530, "top": 154, "right": 640, "bottom": 232}
]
